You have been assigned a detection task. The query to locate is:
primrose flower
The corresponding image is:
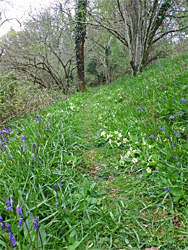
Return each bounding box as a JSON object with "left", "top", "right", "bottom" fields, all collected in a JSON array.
[
  {"left": 107, "top": 134, "right": 113, "bottom": 139},
  {"left": 149, "top": 145, "right": 152, "bottom": 149},
  {"left": 114, "top": 131, "right": 118, "bottom": 134},
  {"left": 118, "top": 133, "right": 122, "bottom": 137},
  {"left": 146, "top": 167, "right": 151, "bottom": 174},
  {"left": 132, "top": 158, "right": 138, "bottom": 163},
  {"left": 123, "top": 138, "right": 128, "bottom": 143},
  {"left": 101, "top": 131, "right": 106, "bottom": 137},
  {"left": 116, "top": 142, "right": 121, "bottom": 146},
  {"left": 109, "top": 139, "right": 112, "bottom": 144}
]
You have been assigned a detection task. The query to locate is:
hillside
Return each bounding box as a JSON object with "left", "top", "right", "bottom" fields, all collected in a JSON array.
[{"left": 0, "top": 53, "right": 188, "bottom": 249}]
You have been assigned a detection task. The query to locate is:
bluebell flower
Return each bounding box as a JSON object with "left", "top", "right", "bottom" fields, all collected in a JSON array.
[
  {"left": 33, "top": 217, "right": 39, "bottom": 231},
  {"left": 18, "top": 218, "right": 23, "bottom": 228},
  {"left": 12, "top": 233, "right": 16, "bottom": 247},
  {"left": 165, "top": 186, "right": 170, "bottom": 192},
  {"left": 161, "top": 126, "right": 165, "bottom": 131},
  {"left": 5, "top": 223, "right": 12, "bottom": 241},
  {"left": 170, "top": 115, "right": 175, "bottom": 119},
  {"left": 0, "top": 216, "right": 4, "bottom": 230},
  {"left": 22, "top": 158, "right": 25, "bottom": 163},
  {"left": 54, "top": 184, "right": 58, "bottom": 190},
  {"left": 16, "top": 205, "right": 23, "bottom": 217},
  {"left": 180, "top": 98, "right": 185, "bottom": 104},
  {"left": 21, "top": 136, "right": 26, "bottom": 141},
  {"left": 149, "top": 135, "right": 154, "bottom": 139},
  {"left": 35, "top": 116, "right": 40, "bottom": 122}
]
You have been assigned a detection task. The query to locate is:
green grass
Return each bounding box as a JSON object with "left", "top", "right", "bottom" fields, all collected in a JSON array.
[{"left": 0, "top": 52, "right": 188, "bottom": 249}]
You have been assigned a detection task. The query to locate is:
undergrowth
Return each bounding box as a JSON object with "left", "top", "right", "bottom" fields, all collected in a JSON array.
[{"left": 0, "top": 53, "right": 187, "bottom": 249}]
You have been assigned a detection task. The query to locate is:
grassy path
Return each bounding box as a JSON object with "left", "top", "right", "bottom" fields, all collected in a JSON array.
[{"left": 69, "top": 75, "right": 188, "bottom": 249}]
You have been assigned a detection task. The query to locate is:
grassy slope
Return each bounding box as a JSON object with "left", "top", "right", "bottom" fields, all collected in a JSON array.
[{"left": 0, "top": 53, "right": 187, "bottom": 249}]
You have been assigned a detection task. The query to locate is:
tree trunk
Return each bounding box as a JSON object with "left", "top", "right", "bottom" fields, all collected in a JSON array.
[{"left": 75, "top": 0, "right": 87, "bottom": 92}]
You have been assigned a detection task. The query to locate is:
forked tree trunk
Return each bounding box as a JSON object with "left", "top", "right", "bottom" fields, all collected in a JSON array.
[{"left": 120, "top": 0, "right": 172, "bottom": 75}]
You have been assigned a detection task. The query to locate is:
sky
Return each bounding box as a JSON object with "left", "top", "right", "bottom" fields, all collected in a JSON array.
[{"left": 0, "top": 0, "right": 56, "bottom": 37}]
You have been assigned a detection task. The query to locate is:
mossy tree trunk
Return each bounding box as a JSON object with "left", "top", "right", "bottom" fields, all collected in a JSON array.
[{"left": 75, "top": 0, "right": 87, "bottom": 92}]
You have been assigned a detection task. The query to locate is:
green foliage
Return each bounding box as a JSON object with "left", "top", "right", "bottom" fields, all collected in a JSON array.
[
  {"left": 0, "top": 53, "right": 188, "bottom": 249},
  {"left": 0, "top": 71, "right": 64, "bottom": 128}
]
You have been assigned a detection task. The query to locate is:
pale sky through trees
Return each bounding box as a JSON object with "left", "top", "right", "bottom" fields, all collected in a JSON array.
[{"left": 0, "top": 0, "right": 55, "bottom": 37}]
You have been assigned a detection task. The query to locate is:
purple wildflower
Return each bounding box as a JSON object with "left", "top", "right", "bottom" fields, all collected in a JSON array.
[
  {"left": 168, "top": 137, "right": 171, "bottom": 141},
  {"left": 139, "top": 174, "right": 143, "bottom": 178},
  {"left": 5, "top": 223, "right": 12, "bottom": 241},
  {"left": 177, "top": 162, "right": 180, "bottom": 167},
  {"left": 33, "top": 217, "right": 39, "bottom": 231},
  {"left": 18, "top": 218, "right": 23, "bottom": 228},
  {"left": 9, "top": 155, "right": 12, "bottom": 160},
  {"left": 21, "top": 136, "right": 26, "bottom": 141},
  {"left": 4, "top": 128, "right": 9, "bottom": 134},
  {"left": 20, "top": 145, "right": 23, "bottom": 151},
  {"left": 165, "top": 186, "right": 170, "bottom": 192},
  {"left": 35, "top": 116, "right": 40, "bottom": 122},
  {"left": 170, "top": 115, "right": 175, "bottom": 119},
  {"left": 35, "top": 147, "right": 38, "bottom": 154},
  {"left": 62, "top": 207, "right": 66, "bottom": 213},
  {"left": 167, "top": 242, "right": 170, "bottom": 248},
  {"left": 159, "top": 151, "right": 162, "bottom": 154},
  {"left": 0, "top": 131, "right": 4, "bottom": 137},
  {"left": 33, "top": 156, "right": 36, "bottom": 162},
  {"left": 4, "top": 196, "right": 14, "bottom": 211},
  {"left": 12, "top": 233, "right": 16, "bottom": 247},
  {"left": 16, "top": 205, "right": 23, "bottom": 217},
  {"left": 55, "top": 202, "right": 58, "bottom": 207},
  {"left": 180, "top": 98, "right": 185, "bottom": 104},
  {"left": 172, "top": 156, "right": 175, "bottom": 160},
  {"left": 161, "top": 126, "right": 165, "bottom": 131},
  {"left": 140, "top": 108, "right": 143, "bottom": 111},
  {"left": 22, "top": 158, "right": 25, "bottom": 163},
  {"left": 162, "top": 99, "right": 165, "bottom": 102},
  {"left": 149, "top": 135, "right": 154, "bottom": 139},
  {"left": 69, "top": 129, "right": 71, "bottom": 132},
  {"left": 0, "top": 216, "right": 4, "bottom": 230},
  {"left": 61, "top": 179, "right": 65, "bottom": 183},
  {"left": 54, "top": 184, "right": 58, "bottom": 190},
  {"left": 173, "top": 130, "right": 178, "bottom": 136},
  {"left": 33, "top": 143, "right": 36, "bottom": 148},
  {"left": 172, "top": 143, "right": 175, "bottom": 147},
  {"left": 149, "top": 193, "right": 151, "bottom": 197}
]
